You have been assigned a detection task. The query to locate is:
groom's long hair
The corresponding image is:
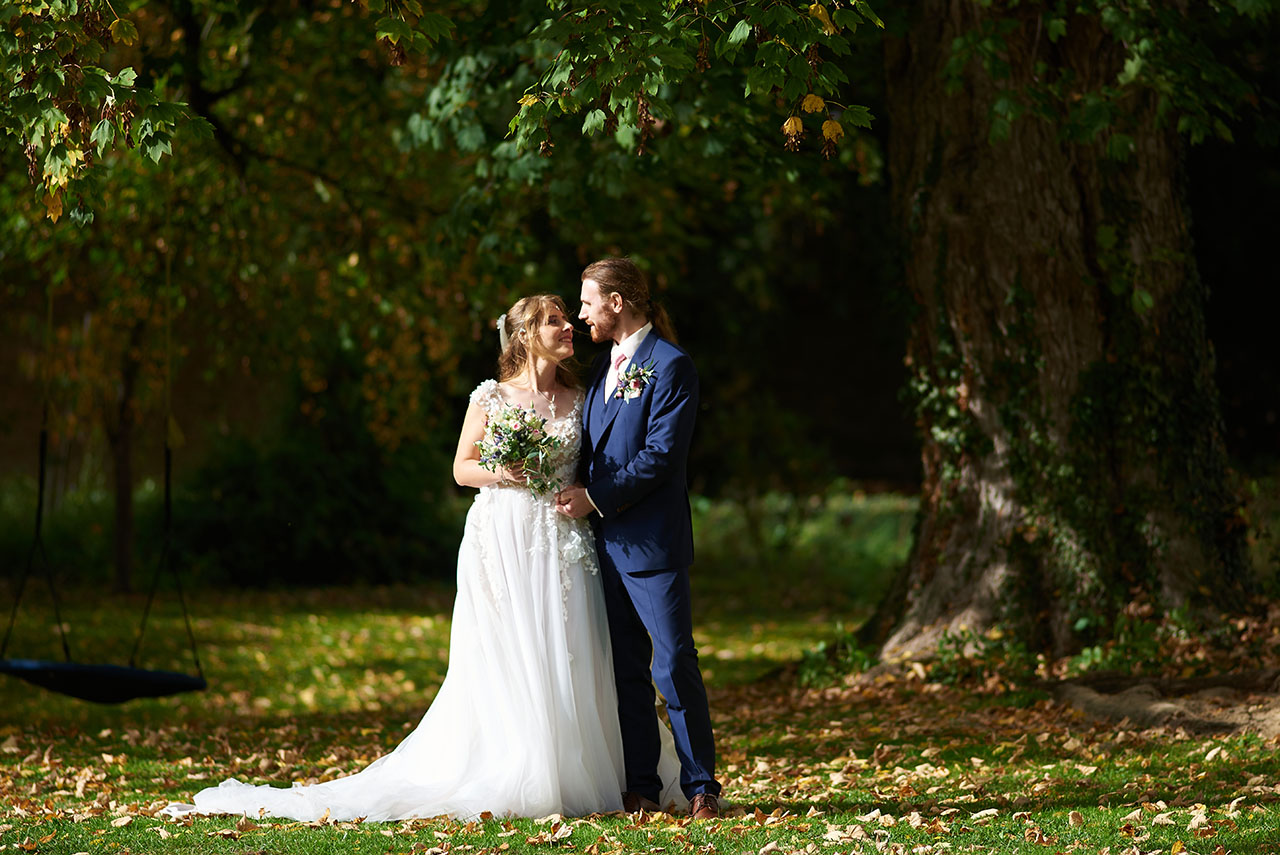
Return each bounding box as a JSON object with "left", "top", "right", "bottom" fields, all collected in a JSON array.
[{"left": 581, "top": 258, "right": 678, "bottom": 344}]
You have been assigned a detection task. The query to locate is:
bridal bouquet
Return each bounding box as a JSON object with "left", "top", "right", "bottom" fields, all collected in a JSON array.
[{"left": 477, "top": 404, "right": 564, "bottom": 495}]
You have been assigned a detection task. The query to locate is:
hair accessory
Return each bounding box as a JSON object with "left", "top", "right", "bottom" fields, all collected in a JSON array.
[{"left": 497, "top": 313, "right": 509, "bottom": 351}]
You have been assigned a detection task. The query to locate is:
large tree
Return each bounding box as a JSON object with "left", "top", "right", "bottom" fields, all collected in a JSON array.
[{"left": 861, "top": 2, "right": 1267, "bottom": 658}]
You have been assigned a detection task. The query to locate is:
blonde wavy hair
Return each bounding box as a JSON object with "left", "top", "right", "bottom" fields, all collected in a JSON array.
[{"left": 496, "top": 294, "right": 580, "bottom": 388}]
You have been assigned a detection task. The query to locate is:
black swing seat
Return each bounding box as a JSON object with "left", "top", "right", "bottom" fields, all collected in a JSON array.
[{"left": 0, "top": 659, "right": 207, "bottom": 704}]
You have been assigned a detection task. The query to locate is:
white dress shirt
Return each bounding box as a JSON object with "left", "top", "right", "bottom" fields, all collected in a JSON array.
[{"left": 605, "top": 322, "right": 653, "bottom": 399}]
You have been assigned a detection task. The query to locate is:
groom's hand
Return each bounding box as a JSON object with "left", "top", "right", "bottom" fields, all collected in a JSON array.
[{"left": 556, "top": 485, "right": 595, "bottom": 519}]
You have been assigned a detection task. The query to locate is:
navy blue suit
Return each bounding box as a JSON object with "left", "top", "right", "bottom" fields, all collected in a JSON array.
[{"left": 580, "top": 332, "right": 720, "bottom": 802}]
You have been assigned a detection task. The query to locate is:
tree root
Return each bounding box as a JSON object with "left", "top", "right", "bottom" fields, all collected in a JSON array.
[{"left": 1048, "top": 669, "right": 1280, "bottom": 735}]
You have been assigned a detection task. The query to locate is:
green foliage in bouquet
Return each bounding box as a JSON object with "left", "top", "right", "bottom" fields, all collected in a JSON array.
[{"left": 476, "top": 405, "right": 564, "bottom": 496}]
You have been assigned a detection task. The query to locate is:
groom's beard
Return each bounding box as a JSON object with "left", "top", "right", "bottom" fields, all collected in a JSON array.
[{"left": 589, "top": 315, "right": 617, "bottom": 344}]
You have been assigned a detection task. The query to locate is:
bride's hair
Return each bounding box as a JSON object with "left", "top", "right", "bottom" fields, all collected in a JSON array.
[
  {"left": 580, "top": 257, "right": 678, "bottom": 344},
  {"left": 497, "top": 294, "right": 580, "bottom": 388}
]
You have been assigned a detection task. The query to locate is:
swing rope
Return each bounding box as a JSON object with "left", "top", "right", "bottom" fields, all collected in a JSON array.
[
  {"left": 2, "top": 194, "right": 206, "bottom": 702},
  {"left": 129, "top": 212, "right": 203, "bottom": 679},
  {"left": 1, "top": 286, "right": 72, "bottom": 664}
]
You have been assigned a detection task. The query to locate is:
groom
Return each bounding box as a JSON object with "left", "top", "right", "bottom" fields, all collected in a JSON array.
[{"left": 556, "top": 257, "right": 722, "bottom": 820}]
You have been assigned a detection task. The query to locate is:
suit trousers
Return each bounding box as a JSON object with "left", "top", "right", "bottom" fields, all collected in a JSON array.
[{"left": 601, "top": 563, "right": 720, "bottom": 802}]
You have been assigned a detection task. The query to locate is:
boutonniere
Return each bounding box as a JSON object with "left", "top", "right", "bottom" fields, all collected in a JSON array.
[{"left": 615, "top": 360, "right": 656, "bottom": 402}]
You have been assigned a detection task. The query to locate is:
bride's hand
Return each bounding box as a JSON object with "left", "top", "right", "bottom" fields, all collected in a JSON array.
[{"left": 500, "top": 463, "right": 528, "bottom": 484}]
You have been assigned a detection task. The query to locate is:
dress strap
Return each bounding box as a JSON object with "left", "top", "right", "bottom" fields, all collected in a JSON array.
[{"left": 469, "top": 379, "right": 504, "bottom": 415}]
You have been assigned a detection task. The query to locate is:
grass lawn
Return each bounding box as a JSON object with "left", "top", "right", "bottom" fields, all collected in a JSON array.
[{"left": 2, "top": 491, "right": 1279, "bottom": 853}]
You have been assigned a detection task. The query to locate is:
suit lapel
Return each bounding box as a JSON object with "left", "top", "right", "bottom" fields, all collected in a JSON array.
[
  {"left": 585, "top": 354, "right": 609, "bottom": 439},
  {"left": 593, "top": 332, "right": 660, "bottom": 452}
]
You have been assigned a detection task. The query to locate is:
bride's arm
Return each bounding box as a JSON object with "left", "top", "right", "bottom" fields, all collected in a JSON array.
[{"left": 453, "top": 401, "right": 525, "bottom": 488}]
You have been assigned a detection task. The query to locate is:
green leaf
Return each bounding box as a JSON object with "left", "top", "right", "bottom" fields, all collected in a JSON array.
[
  {"left": 1046, "top": 17, "right": 1066, "bottom": 43},
  {"left": 376, "top": 16, "right": 411, "bottom": 44},
  {"left": 832, "top": 8, "right": 860, "bottom": 32},
  {"left": 90, "top": 118, "right": 114, "bottom": 155},
  {"left": 582, "top": 109, "right": 606, "bottom": 136},
  {"left": 1118, "top": 55, "right": 1143, "bottom": 86},
  {"left": 1097, "top": 224, "right": 1118, "bottom": 252},
  {"left": 854, "top": 1, "right": 883, "bottom": 28},
  {"left": 841, "top": 104, "right": 874, "bottom": 129},
  {"left": 989, "top": 115, "right": 1012, "bottom": 143},
  {"left": 1106, "top": 132, "right": 1134, "bottom": 160},
  {"left": 1131, "top": 287, "right": 1154, "bottom": 315},
  {"left": 184, "top": 115, "right": 214, "bottom": 140},
  {"left": 1233, "top": 0, "right": 1269, "bottom": 18},
  {"left": 457, "top": 124, "right": 485, "bottom": 151},
  {"left": 418, "top": 12, "right": 453, "bottom": 42},
  {"left": 141, "top": 133, "right": 172, "bottom": 163},
  {"left": 111, "top": 67, "right": 137, "bottom": 86},
  {"left": 727, "top": 19, "right": 752, "bottom": 47}
]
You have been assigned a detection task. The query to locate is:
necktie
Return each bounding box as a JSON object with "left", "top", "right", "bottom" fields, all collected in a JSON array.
[{"left": 607, "top": 351, "right": 627, "bottom": 397}]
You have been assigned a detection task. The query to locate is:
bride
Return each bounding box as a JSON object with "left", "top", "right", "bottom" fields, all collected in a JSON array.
[{"left": 163, "top": 294, "right": 681, "bottom": 822}]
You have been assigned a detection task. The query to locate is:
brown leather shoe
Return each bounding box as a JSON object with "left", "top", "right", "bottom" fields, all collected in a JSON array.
[
  {"left": 621, "top": 791, "right": 662, "bottom": 813},
  {"left": 689, "top": 793, "right": 720, "bottom": 820}
]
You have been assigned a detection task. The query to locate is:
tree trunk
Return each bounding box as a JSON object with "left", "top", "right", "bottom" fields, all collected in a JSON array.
[
  {"left": 863, "top": 2, "right": 1250, "bottom": 660},
  {"left": 105, "top": 321, "right": 145, "bottom": 594}
]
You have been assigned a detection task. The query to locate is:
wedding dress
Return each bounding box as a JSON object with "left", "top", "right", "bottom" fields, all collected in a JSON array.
[{"left": 163, "top": 381, "right": 682, "bottom": 822}]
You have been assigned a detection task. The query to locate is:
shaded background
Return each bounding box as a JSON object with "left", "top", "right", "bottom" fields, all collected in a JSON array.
[{"left": 0, "top": 3, "right": 1276, "bottom": 595}]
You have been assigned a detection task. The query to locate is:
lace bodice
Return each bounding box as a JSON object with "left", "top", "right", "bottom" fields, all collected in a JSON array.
[
  {"left": 469, "top": 379, "right": 584, "bottom": 490},
  {"left": 467, "top": 380, "right": 596, "bottom": 619}
]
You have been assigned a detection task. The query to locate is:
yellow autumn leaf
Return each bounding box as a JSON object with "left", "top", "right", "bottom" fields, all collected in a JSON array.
[
  {"left": 66, "top": 148, "right": 85, "bottom": 167},
  {"left": 1171, "top": 842, "right": 1185, "bottom": 855},
  {"left": 109, "top": 17, "right": 139, "bottom": 46},
  {"left": 802, "top": 94, "right": 826, "bottom": 113},
  {"left": 781, "top": 116, "right": 803, "bottom": 136},
  {"left": 822, "top": 119, "right": 844, "bottom": 141},
  {"left": 44, "top": 192, "right": 63, "bottom": 223},
  {"left": 518, "top": 94, "right": 540, "bottom": 107},
  {"left": 808, "top": 3, "right": 837, "bottom": 35}
]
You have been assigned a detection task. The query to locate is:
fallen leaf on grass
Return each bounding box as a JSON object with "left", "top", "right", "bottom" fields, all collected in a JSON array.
[
  {"left": 1024, "top": 827, "right": 1056, "bottom": 845},
  {"left": 1069, "top": 810, "right": 1084, "bottom": 827},
  {"left": 525, "top": 822, "right": 574, "bottom": 845}
]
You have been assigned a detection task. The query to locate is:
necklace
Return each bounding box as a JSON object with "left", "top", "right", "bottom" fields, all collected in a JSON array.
[{"left": 508, "top": 381, "right": 556, "bottom": 419}]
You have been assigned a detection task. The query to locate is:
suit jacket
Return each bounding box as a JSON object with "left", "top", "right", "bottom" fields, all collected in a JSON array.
[{"left": 579, "top": 332, "right": 698, "bottom": 574}]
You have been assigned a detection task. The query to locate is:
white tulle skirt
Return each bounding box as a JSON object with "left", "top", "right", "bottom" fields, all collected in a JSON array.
[{"left": 164, "top": 487, "right": 683, "bottom": 822}]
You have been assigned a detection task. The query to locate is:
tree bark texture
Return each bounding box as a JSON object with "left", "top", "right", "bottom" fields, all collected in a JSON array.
[{"left": 865, "top": 2, "right": 1249, "bottom": 659}]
